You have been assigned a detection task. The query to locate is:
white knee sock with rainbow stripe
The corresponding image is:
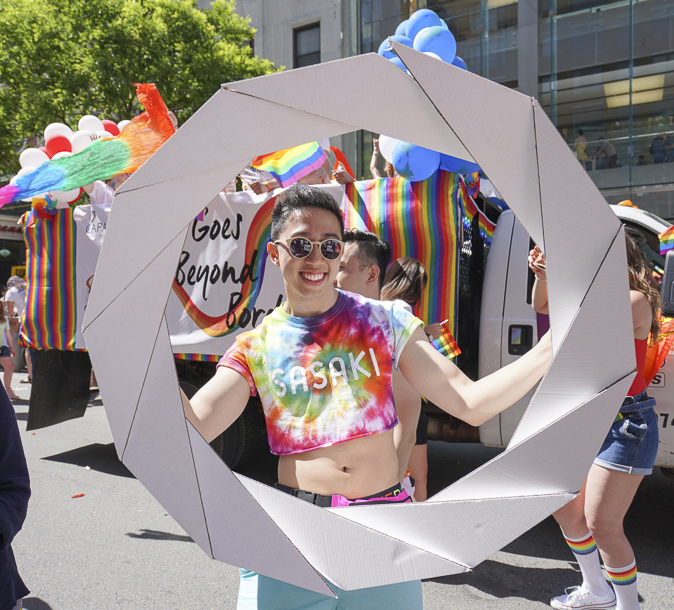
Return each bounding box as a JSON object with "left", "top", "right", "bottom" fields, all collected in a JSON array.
[
  {"left": 606, "top": 559, "right": 639, "bottom": 610},
  {"left": 564, "top": 533, "right": 613, "bottom": 595}
]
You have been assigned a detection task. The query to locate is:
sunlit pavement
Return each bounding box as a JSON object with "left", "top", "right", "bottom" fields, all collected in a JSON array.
[{"left": 9, "top": 393, "right": 674, "bottom": 610}]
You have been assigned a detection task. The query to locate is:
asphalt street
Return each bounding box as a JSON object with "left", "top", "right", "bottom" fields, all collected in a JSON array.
[{"left": 8, "top": 375, "right": 674, "bottom": 609}]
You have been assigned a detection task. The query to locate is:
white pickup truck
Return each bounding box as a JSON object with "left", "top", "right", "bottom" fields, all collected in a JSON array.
[{"left": 473, "top": 204, "right": 674, "bottom": 474}]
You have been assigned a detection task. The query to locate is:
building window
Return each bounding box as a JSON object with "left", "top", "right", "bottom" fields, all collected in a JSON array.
[{"left": 294, "top": 23, "right": 320, "bottom": 68}]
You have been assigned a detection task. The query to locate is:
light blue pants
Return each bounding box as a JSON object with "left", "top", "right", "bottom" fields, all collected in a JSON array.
[{"left": 237, "top": 568, "right": 423, "bottom": 610}]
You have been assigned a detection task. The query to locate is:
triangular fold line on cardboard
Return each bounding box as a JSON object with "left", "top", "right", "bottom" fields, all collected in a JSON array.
[
  {"left": 325, "top": 492, "right": 574, "bottom": 568},
  {"left": 185, "top": 424, "right": 336, "bottom": 597},
  {"left": 431, "top": 375, "right": 634, "bottom": 503},
  {"left": 225, "top": 53, "right": 473, "bottom": 163},
  {"left": 509, "top": 225, "right": 634, "bottom": 445},
  {"left": 84, "top": 159, "right": 252, "bottom": 325},
  {"left": 392, "top": 43, "right": 544, "bottom": 247},
  {"left": 120, "top": 317, "right": 212, "bottom": 555},
  {"left": 533, "top": 101, "right": 622, "bottom": 350},
  {"left": 83, "top": 232, "right": 186, "bottom": 452},
  {"left": 122, "top": 87, "right": 357, "bottom": 193},
  {"left": 235, "top": 475, "right": 469, "bottom": 591}
]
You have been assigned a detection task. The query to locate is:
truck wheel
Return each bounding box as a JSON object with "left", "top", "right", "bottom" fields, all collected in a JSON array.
[
  {"left": 211, "top": 407, "right": 265, "bottom": 470},
  {"left": 661, "top": 467, "right": 674, "bottom": 480},
  {"left": 178, "top": 379, "right": 265, "bottom": 471}
]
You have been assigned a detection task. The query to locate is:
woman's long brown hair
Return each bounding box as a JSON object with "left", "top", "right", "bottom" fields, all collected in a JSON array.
[
  {"left": 381, "top": 257, "right": 428, "bottom": 309},
  {"left": 626, "top": 234, "right": 661, "bottom": 341}
]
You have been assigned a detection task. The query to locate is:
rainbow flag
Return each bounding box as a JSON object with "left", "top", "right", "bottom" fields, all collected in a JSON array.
[
  {"left": 174, "top": 353, "right": 221, "bottom": 363},
  {"left": 20, "top": 208, "right": 79, "bottom": 350},
  {"left": 659, "top": 225, "right": 674, "bottom": 255},
  {"left": 456, "top": 176, "right": 495, "bottom": 243},
  {"left": 0, "top": 84, "right": 174, "bottom": 207},
  {"left": 431, "top": 327, "right": 461, "bottom": 359},
  {"left": 343, "top": 170, "right": 461, "bottom": 337},
  {"left": 251, "top": 142, "right": 326, "bottom": 187}
]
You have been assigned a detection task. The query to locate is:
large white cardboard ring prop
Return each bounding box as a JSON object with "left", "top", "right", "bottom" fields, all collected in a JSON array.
[{"left": 83, "top": 45, "right": 635, "bottom": 596}]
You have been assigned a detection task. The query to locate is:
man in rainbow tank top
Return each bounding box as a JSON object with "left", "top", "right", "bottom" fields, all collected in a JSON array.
[{"left": 183, "top": 184, "right": 553, "bottom": 609}]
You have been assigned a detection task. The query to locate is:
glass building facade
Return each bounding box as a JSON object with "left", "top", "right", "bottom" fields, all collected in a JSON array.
[{"left": 357, "top": 0, "right": 674, "bottom": 219}]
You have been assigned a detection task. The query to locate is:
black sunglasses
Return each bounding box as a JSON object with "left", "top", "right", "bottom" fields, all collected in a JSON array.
[{"left": 274, "top": 237, "right": 344, "bottom": 260}]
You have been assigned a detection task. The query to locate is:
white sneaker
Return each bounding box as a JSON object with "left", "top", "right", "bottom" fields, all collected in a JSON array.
[{"left": 550, "top": 585, "right": 616, "bottom": 610}]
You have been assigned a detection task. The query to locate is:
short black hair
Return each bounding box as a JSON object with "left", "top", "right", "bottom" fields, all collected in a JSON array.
[
  {"left": 270, "top": 184, "right": 344, "bottom": 241},
  {"left": 343, "top": 229, "right": 392, "bottom": 290}
]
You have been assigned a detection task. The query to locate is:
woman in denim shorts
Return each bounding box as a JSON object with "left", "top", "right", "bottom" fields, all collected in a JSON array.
[{"left": 530, "top": 236, "right": 660, "bottom": 610}]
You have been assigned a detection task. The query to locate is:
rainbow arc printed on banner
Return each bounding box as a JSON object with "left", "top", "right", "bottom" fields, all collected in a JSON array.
[
  {"left": 659, "top": 224, "right": 674, "bottom": 255},
  {"left": 251, "top": 142, "right": 326, "bottom": 187},
  {"left": 172, "top": 197, "right": 276, "bottom": 337},
  {"left": 343, "top": 170, "right": 461, "bottom": 337}
]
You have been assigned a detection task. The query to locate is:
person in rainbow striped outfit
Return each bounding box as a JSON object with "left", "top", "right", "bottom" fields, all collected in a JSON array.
[
  {"left": 183, "top": 185, "right": 553, "bottom": 609},
  {"left": 530, "top": 238, "right": 661, "bottom": 610}
]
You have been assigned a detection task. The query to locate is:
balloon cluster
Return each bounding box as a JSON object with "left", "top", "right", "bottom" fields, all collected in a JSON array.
[
  {"left": 12, "top": 115, "right": 131, "bottom": 206},
  {"left": 377, "top": 9, "right": 479, "bottom": 183}
]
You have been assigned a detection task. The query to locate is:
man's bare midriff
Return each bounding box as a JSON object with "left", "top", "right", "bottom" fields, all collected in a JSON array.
[{"left": 277, "top": 428, "right": 400, "bottom": 499}]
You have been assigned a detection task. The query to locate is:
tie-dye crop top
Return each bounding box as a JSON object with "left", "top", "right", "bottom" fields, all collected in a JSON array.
[{"left": 218, "top": 290, "right": 424, "bottom": 455}]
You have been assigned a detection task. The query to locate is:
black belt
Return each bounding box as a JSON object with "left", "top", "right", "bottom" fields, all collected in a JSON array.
[
  {"left": 274, "top": 483, "right": 334, "bottom": 507},
  {"left": 622, "top": 390, "right": 649, "bottom": 406},
  {"left": 274, "top": 482, "right": 406, "bottom": 508}
]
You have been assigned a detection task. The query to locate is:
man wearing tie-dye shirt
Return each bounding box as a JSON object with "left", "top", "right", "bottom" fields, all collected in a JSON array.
[{"left": 183, "top": 184, "right": 553, "bottom": 609}]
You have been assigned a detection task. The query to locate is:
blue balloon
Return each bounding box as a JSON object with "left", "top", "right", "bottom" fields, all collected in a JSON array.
[
  {"left": 378, "top": 35, "right": 413, "bottom": 60},
  {"left": 406, "top": 9, "right": 443, "bottom": 42},
  {"left": 413, "top": 26, "right": 457, "bottom": 64},
  {"left": 395, "top": 19, "right": 409, "bottom": 37},
  {"left": 392, "top": 142, "right": 440, "bottom": 182},
  {"left": 452, "top": 56, "right": 468, "bottom": 71},
  {"left": 439, "top": 154, "right": 480, "bottom": 175},
  {"left": 388, "top": 56, "right": 407, "bottom": 71}
]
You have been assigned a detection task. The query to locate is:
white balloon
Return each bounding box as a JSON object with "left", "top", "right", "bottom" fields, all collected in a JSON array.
[
  {"left": 51, "top": 151, "right": 72, "bottom": 160},
  {"left": 117, "top": 120, "right": 132, "bottom": 132},
  {"left": 19, "top": 148, "right": 49, "bottom": 169},
  {"left": 423, "top": 51, "right": 443, "bottom": 61},
  {"left": 95, "top": 130, "right": 115, "bottom": 140},
  {"left": 52, "top": 188, "right": 81, "bottom": 203},
  {"left": 70, "top": 130, "right": 95, "bottom": 154},
  {"left": 16, "top": 166, "right": 36, "bottom": 177},
  {"left": 44, "top": 122, "right": 73, "bottom": 142},
  {"left": 78, "top": 115, "right": 104, "bottom": 134},
  {"left": 378, "top": 135, "right": 402, "bottom": 163}
]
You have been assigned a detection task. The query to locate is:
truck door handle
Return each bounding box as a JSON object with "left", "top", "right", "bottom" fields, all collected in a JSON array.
[{"left": 508, "top": 325, "right": 533, "bottom": 356}]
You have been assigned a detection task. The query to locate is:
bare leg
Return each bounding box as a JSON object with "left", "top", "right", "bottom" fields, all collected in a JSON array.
[
  {"left": 25, "top": 348, "right": 32, "bottom": 380},
  {"left": 584, "top": 464, "right": 643, "bottom": 568},
  {"left": 408, "top": 444, "right": 428, "bottom": 502},
  {"left": 553, "top": 477, "right": 588, "bottom": 538},
  {"left": 1, "top": 356, "right": 18, "bottom": 399}
]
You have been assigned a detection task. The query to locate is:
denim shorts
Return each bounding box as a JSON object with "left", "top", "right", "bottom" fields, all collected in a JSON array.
[
  {"left": 0, "top": 345, "right": 10, "bottom": 358},
  {"left": 594, "top": 391, "right": 659, "bottom": 475}
]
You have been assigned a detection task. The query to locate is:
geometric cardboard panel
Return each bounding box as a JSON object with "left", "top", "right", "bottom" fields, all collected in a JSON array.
[{"left": 83, "top": 47, "right": 634, "bottom": 595}]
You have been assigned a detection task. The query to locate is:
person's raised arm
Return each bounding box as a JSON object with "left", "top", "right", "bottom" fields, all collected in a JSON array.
[
  {"left": 528, "top": 246, "right": 549, "bottom": 315},
  {"left": 181, "top": 366, "right": 251, "bottom": 443},
  {"left": 370, "top": 138, "right": 382, "bottom": 179},
  {"left": 399, "top": 326, "right": 552, "bottom": 427}
]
